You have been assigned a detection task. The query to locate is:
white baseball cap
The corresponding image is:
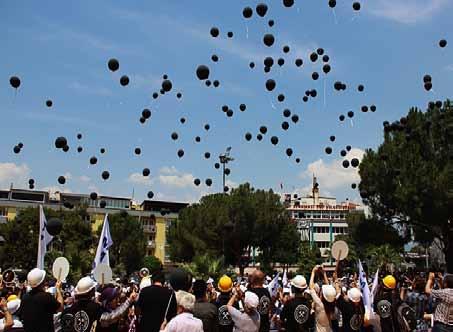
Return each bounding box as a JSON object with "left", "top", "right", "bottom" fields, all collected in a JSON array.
[
  {"left": 140, "top": 276, "right": 152, "bottom": 290},
  {"left": 27, "top": 268, "right": 46, "bottom": 288},
  {"left": 7, "top": 299, "right": 21, "bottom": 314},
  {"left": 322, "top": 285, "right": 337, "bottom": 303}
]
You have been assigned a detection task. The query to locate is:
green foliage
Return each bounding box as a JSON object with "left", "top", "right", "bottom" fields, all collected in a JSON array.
[
  {"left": 103, "top": 212, "right": 147, "bottom": 276},
  {"left": 181, "top": 253, "right": 225, "bottom": 280},
  {"left": 364, "top": 245, "right": 402, "bottom": 273},
  {"left": 143, "top": 255, "right": 163, "bottom": 275},
  {"left": 168, "top": 183, "right": 300, "bottom": 272},
  {"left": 359, "top": 100, "right": 453, "bottom": 271},
  {"left": 297, "top": 242, "right": 323, "bottom": 278},
  {"left": 0, "top": 207, "right": 93, "bottom": 283}
]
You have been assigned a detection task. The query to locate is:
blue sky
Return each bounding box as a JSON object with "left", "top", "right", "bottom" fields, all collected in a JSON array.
[{"left": 1, "top": 0, "right": 452, "bottom": 203}]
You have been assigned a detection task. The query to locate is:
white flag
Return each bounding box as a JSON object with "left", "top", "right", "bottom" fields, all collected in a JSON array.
[
  {"left": 282, "top": 270, "right": 288, "bottom": 287},
  {"left": 370, "top": 268, "right": 379, "bottom": 306},
  {"left": 358, "top": 260, "right": 372, "bottom": 317},
  {"left": 37, "top": 205, "right": 54, "bottom": 269},
  {"left": 267, "top": 273, "right": 280, "bottom": 297},
  {"left": 93, "top": 214, "right": 113, "bottom": 270}
]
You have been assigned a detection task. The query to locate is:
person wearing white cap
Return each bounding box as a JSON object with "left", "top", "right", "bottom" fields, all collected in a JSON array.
[
  {"left": 60, "top": 276, "right": 137, "bottom": 332},
  {"left": 280, "top": 275, "right": 315, "bottom": 331},
  {"left": 6, "top": 296, "right": 23, "bottom": 329},
  {"left": 309, "top": 265, "right": 337, "bottom": 332},
  {"left": 20, "top": 268, "right": 64, "bottom": 332},
  {"left": 226, "top": 286, "right": 260, "bottom": 332},
  {"left": 336, "top": 287, "right": 365, "bottom": 332},
  {"left": 160, "top": 290, "right": 203, "bottom": 332}
]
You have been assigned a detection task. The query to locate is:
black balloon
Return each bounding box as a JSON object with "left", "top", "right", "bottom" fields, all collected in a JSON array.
[
  {"left": 62, "top": 145, "right": 69, "bottom": 152},
  {"left": 142, "top": 109, "right": 151, "bottom": 119},
  {"left": 90, "top": 192, "right": 98, "bottom": 200},
  {"left": 77, "top": 146, "right": 83, "bottom": 153},
  {"left": 177, "top": 149, "right": 184, "bottom": 158},
  {"left": 295, "top": 158, "right": 300, "bottom": 163},
  {"left": 295, "top": 59, "right": 303, "bottom": 67},
  {"left": 283, "top": 0, "right": 294, "bottom": 7},
  {"left": 283, "top": 45, "right": 290, "bottom": 53},
  {"left": 439, "top": 39, "right": 447, "bottom": 48},
  {"left": 171, "top": 132, "right": 179, "bottom": 140},
  {"left": 263, "top": 34, "right": 275, "bottom": 47},
  {"left": 370, "top": 105, "right": 377, "bottom": 112},
  {"left": 204, "top": 152, "right": 211, "bottom": 159},
  {"left": 286, "top": 148, "right": 293, "bottom": 157},
  {"left": 58, "top": 176, "right": 66, "bottom": 185},
  {"left": 323, "top": 55, "right": 330, "bottom": 62},
  {"left": 352, "top": 2, "right": 361, "bottom": 11},
  {"left": 100, "top": 148, "right": 106, "bottom": 154},
  {"left": 226, "top": 109, "right": 233, "bottom": 117},
  {"left": 108, "top": 59, "right": 119, "bottom": 72},
  {"left": 152, "top": 92, "right": 158, "bottom": 99},
  {"left": 340, "top": 150, "right": 347, "bottom": 157},
  {"left": 310, "top": 90, "right": 317, "bottom": 98},
  {"left": 77, "top": 133, "right": 82, "bottom": 140},
  {"left": 90, "top": 156, "right": 97, "bottom": 165},
  {"left": 330, "top": 136, "right": 336, "bottom": 142},
  {"left": 214, "top": 163, "right": 220, "bottom": 169},
  {"left": 205, "top": 80, "right": 211, "bottom": 87},
  {"left": 347, "top": 111, "right": 354, "bottom": 118},
  {"left": 196, "top": 65, "right": 210, "bottom": 80},
  {"left": 135, "top": 147, "right": 141, "bottom": 155},
  {"left": 249, "top": 62, "right": 255, "bottom": 69},
  {"left": 139, "top": 117, "right": 146, "bottom": 124},
  {"left": 224, "top": 168, "right": 231, "bottom": 176},
  {"left": 243, "top": 7, "right": 253, "bottom": 18},
  {"left": 180, "top": 117, "right": 186, "bottom": 124},
  {"left": 283, "top": 109, "right": 291, "bottom": 117},
  {"left": 351, "top": 183, "right": 357, "bottom": 189},
  {"left": 204, "top": 124, "right": 210, "bottom": 131},
  {"left": 264, "top": 57, "right": 274, "bottom": 67},
  {"left": 358, "top": 84, "right": 364, "bottom": 92},
  {"left": 195, "top": 136, "right": 201, "bottom": 143},
  {"left": 28, "top": 179, "right": 35, "bottom": 185},
  {"left": 291, "top": 114, "right": 299, "bottom": 123},
  {"left": 351, "top": 158, "right": 359, "bottom": 168},
  {"left": 239, "top": 104, "right": 246, "bottom": 111},
  {"left": 210, "top": 27, "right": 220, "bottom": 37},
  {"left": 317, "top": 48, "right": 324, "bottom": 55},
  {"left": 342, "top": 160, "right": 350, "bottom": 168},
  {"left": 278, "top": 94, "right": 285, "bottom": 102},
  {"left": 227, "top": 31, "right": 233, "bottom": 38},
  {"left": 257, "top": 134, "right": 263, "bottom": 141},
  {"left": 271, "top": 136, "right": 279, "bottom": 145},
  {"left": 143, "top": 168, "right": 150, "bottom": 177},
  {"left": 46, "top": 100, "right": 53, "bottom": 107},
  {"left": 265, "top": 79, "right": 276, "bottom": 91},
  {"left": 361, "top": 106, "right": 368, "bottom": 113},
  {"left": 328, "top": 0, "right": 336, "bottom": 8},
  {"left": 245, "top": 133, "right": 252, "bottom": 141},
  {"left": 339, "top": 115, "right": 345, "bottom": 121},
  {"left": 312, "top": 72, "right": 319, "bottom": 80},
  {"left": 46, "top": 218, "right": 62, "bottom": 236},
  {"left": 213, "top": 80, "right": 220, "bottom": 87},
  {"left": 120, "top": 75, "right": 130, "bottom": 86},
  {"left": 18, "top": 142, "right": 23, "bottom": 148},
  {"left": 205, "top": 178, "right": 212, "bottom": 186},
  {"left": 177, "top": 92, "right": 182, "bottom": 98},
  {"left": 310, "top": 52, "right": 318, "bottom": 62},
  {"left": 101, "top": 171, "right": 110, "bottom": 180},
  {"left": 260, "top": 126, "right": 268, "bottom": 134},
  {"left": 268, "top": 20, "right": 274, "bottom": 27},
  {"left": 162, "top": 80, "right": 172, "bottom": 92},
  {"left": 282, "top": 121, "right": 289, "bottom": 130},
  {"left": 55, "top": 137, "right": 68, "bottom": 149},
  {"left": 325, "top": 147, "right": 332, "bottom": 154},
  {"left": 100, "top": 200, "right": 107, "bottom": 208},
  {"left": 194, "top": 179, "right": 201, "bottom": 186},
  {"left": 147, "top": 191, "right": 154, "bottom": 199},
  {"left": 13, "top": 145, "right": 20, "bottom": 154},
  {"left": 9, "top": 76, "right": 21, "bottom": 89},
  {"left": 256, "top": 3, "right": 268, "bottom": 17},
  {"left": 211, "top": 54, "right": 219, "bottom": 62}
]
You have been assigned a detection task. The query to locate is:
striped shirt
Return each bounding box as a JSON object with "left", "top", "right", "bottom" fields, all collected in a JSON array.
[{"left": 431, "top": 289, "right": 453, "bottom": 325}]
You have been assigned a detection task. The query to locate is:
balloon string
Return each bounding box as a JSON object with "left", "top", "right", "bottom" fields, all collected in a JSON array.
[
  {"left": 350, "top": 119, "right": 354, "bottom": 127},
  {"left": 246, "top": 24, "right": 249, "bottom": 39},
  {"left": 332, "top": 9, "right": 338, "bottom": 25},
  {"left": 269, "top": 98, "right": 276, "bottom": 110}
]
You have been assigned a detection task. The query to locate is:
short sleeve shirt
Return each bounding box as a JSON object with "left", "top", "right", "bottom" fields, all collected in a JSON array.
[
  {"left": 227, "top": 306, "right": 260, "bottom": 332},
  {"left": 249, "top": 288, "right": 271, "bottom": 332},
  {"left": 280, "top": 296, "right": 315, "bottom": 332},
  {"left": 21, "top": 289, "right": 61, "bottom": 332}
]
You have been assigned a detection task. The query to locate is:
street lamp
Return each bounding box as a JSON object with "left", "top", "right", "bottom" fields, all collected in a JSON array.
[{"left": 219, "top": 147, "right": 234, "bottom": 193}]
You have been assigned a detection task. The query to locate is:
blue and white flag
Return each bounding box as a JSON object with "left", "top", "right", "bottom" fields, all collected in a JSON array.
[
  {"left": 282, "top": 270, "right": 288, "bottom": 287},
  {"left": 93, "top": 214, "right": 113, "bottom": 270},
  {"left": 370, "top": 268, "right": 379, "bottom": 305},
  {"left": 37, "top": 205, "right": 54, "bottom": 269},
  {"left": 358, "top": 260, "right": 372, "bottom": 317},
  {"left": 268, "top": 273, "right": 280, "bottom": 297}
]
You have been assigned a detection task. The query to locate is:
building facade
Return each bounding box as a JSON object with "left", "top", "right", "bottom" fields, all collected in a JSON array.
[
  {"left": 284, "top": 177, "right": 362, "bottom": 257},
  {"left": 0, "top": 188, "right": 188, "bottom": 264}
]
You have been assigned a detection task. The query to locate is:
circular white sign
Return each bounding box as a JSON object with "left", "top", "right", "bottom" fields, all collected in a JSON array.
[
  {"left": 93, "top": 263, "right": 112, "bottom": 284},
  {"left": 52, "top": 257, "right": 70, "bottom": 281},
  {"left": 331, "top": 240, "right": 349, "bottom": 261}
]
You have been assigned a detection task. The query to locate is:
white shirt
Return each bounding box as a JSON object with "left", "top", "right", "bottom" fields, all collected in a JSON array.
[
  {"left": 228, "top": 306, "right": 260, "bottom": 332},
  {"left": 164, "top": 312, "right": 203, "bottom": 332}
]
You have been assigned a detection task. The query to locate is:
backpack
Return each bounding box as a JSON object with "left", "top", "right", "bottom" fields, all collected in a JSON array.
[{"left": 397, "top": 302, "right": 417, "bottom": 332}]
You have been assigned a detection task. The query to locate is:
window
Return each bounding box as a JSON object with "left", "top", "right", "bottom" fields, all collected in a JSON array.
[{"left": 0, "top": 207, "right": 7, "bottom": 216}]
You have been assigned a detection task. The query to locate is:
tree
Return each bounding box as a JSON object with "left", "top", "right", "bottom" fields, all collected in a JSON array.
[
  {"left": 0, "top": 207, "right": 93, "bottom": 282},
  {"left": 359, "top": 100, "right": 453, "bottom": 272},
  {"left": 143, "top": 255, "right": 163, "bottom": 275},
  {"left": 297, "top": 242, "right": 323, "bottom": 277},
  {"left": 168, "top": 183, "right": 300, "bottom": 274},
  {"left": 100, "top": 212, "right": 146, "bottom": 276},
  {"left": 364, "top": 245, "right": 402, "bottom": 274}
]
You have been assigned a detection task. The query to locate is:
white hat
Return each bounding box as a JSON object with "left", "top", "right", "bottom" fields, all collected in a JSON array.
[
  {"left": 75, "top": 277, "right": 97, "bottom": 295},
  {"left": 244, "top": 291, "right": 259, "bottom": 309},
  {"left": 239, "top": 284, "right": 247, "bottom": 293},
  {"left": 27, "top": 268, "right": 46, "bottom": 288},
  {"left": 175, "top": 290, "right": 196, "bottom": 311},
  {"left": 207, "top": 277, "right": 214, "bottom": 284},
  {"left": 291, "top": 275, "right": 308, "bottom": 289},
  {"left": 347, "top": 287, "right": 362, "bottom": 303},
  {"left": 322, "top": 285, "right": 337, "bottom": 303},
  {"left": 140, "top": 276, "right": 152, "bottom": 290},
  {"left": 7, "top": 299, "right": 21, "bottom": 314}
]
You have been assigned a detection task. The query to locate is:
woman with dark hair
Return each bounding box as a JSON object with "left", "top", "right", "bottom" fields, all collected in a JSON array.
[{"left": 425, "top": 273, "right": 453, "bottom": 331}]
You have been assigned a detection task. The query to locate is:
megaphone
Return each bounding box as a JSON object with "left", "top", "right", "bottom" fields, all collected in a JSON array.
[
  {"left": 139, "top": 267, "right": 150, "bottom": 278},
  {"left": 1, "top": 269, "right": 16, "bottom": 288}
]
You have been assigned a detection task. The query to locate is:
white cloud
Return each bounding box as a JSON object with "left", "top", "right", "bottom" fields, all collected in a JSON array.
[
  {"left": 158, "top": 173, "right": 195, "bottom": 188},
  {"left": 299, "top": 148, "right": 365, "bottom": 192},
  {"left": 367, "top": 0, "right": 449, "bottom": 24},
  {"left": 445, "top": 64, "right": 453, "bottom": 72},
  {"left": 69, "top": 81, "right": 113, "bottom": 97},
  {"left": 159, "top": 166, "right": 179, "bottom": 175},
  {"left": 41, "top": 186, "right": 73, "bottom": 194},
  {"left": 0, "top": 163, "right": 31, "bottom": 189},
  {"left": 78, "top": 175, "right": 91, "bottom": 183},
  {"left": 128, "top": 173, "right": 153, "bottom": 186}
]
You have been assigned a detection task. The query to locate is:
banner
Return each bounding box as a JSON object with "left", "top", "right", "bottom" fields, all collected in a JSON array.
[{"left": 358, "top": 260, "right": 372, "bottom": 317}]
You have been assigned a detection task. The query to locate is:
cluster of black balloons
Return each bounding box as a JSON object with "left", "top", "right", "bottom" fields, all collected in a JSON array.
[{"left": 13, "top": 142, "right": 24, "bottom": 154}]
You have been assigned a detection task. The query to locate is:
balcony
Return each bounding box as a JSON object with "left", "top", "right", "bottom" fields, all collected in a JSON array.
[
  {"left": 147, "top": 240, "right": 156, "bottom": 248},
  {"left": 143, "top": 225, "right": 156, "bottom": 233},
  {"left": 0, "top": 216, "right": 7, "bottom": 224}
]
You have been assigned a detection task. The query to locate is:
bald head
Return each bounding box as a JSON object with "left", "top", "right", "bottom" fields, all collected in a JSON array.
[{"left": 252, "top": 270, "right": 265, "bottom": 287}]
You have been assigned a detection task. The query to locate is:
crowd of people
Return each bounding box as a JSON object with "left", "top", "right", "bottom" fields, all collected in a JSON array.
[{"left": 1, "top": 264, "right": 453, "bottom": 332}]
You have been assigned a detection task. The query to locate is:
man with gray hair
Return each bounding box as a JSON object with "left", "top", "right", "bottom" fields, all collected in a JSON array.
[{"left": 161, "top": 290, "right": 203, "bottom": 332}]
